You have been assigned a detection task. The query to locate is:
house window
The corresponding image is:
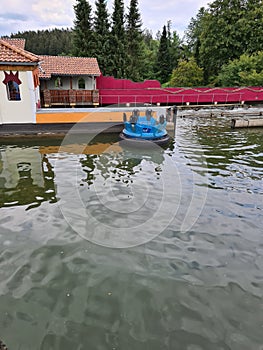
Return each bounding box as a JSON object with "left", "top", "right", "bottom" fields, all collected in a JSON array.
[
  {"left": 78, "top": 78, "right": 85, "bottom": 89},
  {"left": 7, "top": 81, "right": 21, "bottom": 101},
  {"left": 3, "top": 71, "right": 22, "bottom": 101},
  {"left": 55, "top": 77, "right": 62, "bottom": 88}
]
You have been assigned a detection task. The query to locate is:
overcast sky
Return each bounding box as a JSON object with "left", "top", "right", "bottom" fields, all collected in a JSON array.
[{"left": 0, "top": 0, "right": 210, "bottom": 39}]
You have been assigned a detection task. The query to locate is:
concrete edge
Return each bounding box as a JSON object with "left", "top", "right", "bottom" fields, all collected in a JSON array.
[{"left": 0, "top": 122, "right": 124, "bottom": 138}]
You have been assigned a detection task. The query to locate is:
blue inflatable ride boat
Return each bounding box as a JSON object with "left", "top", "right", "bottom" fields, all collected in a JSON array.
[{"left": 120, "top": 109, "right": 170, "bottom": 145}]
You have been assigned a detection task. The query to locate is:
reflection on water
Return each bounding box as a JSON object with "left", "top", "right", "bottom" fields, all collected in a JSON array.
[
  {"left": 79, "top": 146, "right": 166, "bottom": 189},
  {"left": 0, "top": 147, "right": 57, "bottom": 210},
  {"left": 0, "top": 137, "right": 170, "bottom": 210},
  {"left": 0, "top": 116, "right": 263, "bottom": 350}
]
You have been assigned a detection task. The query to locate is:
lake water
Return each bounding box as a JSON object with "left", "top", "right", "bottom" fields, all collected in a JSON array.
[{"left": 0, "top": 115, "right": 262, "bottom": 350}]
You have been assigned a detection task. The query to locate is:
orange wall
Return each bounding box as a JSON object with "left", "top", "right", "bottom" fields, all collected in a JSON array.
[{"left": 36, "top": 111, "right": 125, "bottom": 124}]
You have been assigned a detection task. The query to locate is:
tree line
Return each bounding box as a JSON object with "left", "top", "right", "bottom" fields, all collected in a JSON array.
[
  {"left": 8, "top": 0, "right": 263, "bottom": 87},
  {"left": 185, "top": 0, "right": 263, "bottom": 86},
  {"left": 71, "top": 0, "right": 181, "bottom": 82},
  {"left": 10, "top": 28, "right": 73, "bottom": 56}
]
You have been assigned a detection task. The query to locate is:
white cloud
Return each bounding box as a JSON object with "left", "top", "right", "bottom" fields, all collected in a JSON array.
[
  {"left": 138, "top": 0, "right": 210, "bottom": 36},
  {"left": 31, "top": 0, "right": 75, "bottom": 26},
  {"left": 0, "top": 0, "right": 75, "bottom": 34},
  {"left": 0, "top": 0, "right": 210, "bottom": 37}
]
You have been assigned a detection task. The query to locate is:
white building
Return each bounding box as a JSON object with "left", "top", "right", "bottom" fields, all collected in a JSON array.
[{"left": 0, "top": 39, "right": 40, "bottom": 124}]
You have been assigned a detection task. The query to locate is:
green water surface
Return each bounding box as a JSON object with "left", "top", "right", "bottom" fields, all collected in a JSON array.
[{"left": 0, "top": 116, "right": 262, "bottom": 350}]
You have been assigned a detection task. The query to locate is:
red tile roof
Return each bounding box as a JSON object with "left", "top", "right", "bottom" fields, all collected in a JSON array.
[
  {"left": 38, "top": 55, "right": 101, "bottom": 79},
  {"left": 0, "top": 39, "right": 39, "bottom": 64},
  {"left": 1, "top": 38, "right": 26, "bottom": 49}
]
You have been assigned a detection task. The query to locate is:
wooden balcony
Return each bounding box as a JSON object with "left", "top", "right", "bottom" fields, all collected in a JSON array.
[{"left": 41, "top": 89, "right": 99, "bottom": 107}]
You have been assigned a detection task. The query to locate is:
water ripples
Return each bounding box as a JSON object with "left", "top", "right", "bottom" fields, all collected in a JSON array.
[{"left": 0, "top": 115, "right": 263, "bottom": 349}]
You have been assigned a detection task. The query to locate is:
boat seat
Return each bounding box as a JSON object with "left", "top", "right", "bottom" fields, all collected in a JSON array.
[
  {"left": 130, "top": 115, "right": 137, "bottom": 124},
  {"left": 132, "top": 109, "right": 140, "bottom": 118},
  {"left": 146, "top": 109, "right": 152, "bottom": 121}
]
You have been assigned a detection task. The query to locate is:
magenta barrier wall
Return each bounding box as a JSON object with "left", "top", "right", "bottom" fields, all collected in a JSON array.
[
  {"left": 96, "top": 75, "right": 161, "bottom": 90},
  {"left": 97, "top": 76, "right": 263, "bottom": 105}
]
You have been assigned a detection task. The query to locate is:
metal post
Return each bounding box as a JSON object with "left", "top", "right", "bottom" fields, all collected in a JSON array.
[{"left": 173, "top": 105, "right": 177, "bottom": 137}]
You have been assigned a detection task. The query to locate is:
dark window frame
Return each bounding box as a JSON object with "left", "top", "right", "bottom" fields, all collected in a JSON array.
[
  {"left": 6, "top": 80, "right": 21, "bottom": 101},
  {"left": 78, "top": 78, "right": 85, "bottom": 89}
]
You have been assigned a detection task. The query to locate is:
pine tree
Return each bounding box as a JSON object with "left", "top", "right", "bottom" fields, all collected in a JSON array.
[
  {"left": 185, "top": 7, "right": 206, "bottom": 66},
  {"left": 11, "top": 29, "right": 73, "bottom": 55},
  {"left": 94, "top": 0, "right": 111, "bottom": 75},
  {"left": 73, "top": 0, "right": 95, "bottom": 57},
  {"left": 166, "top": 20, "right": 172, "bottom": 71},
  {"left": 169, "top": 30, "right": 182, "bottom": 71},
  {"left": 139, "top": 29, "right": 159, "bottom": 80},
  {"left": 166, "top": 21, "right": 182, "bottom": 73},
  {"left": 155, "top": 25, "right": 171, "bottom": 84},
  {"left": 108, "top": 0, "right": 127, "bottom": 78},
  {"left": 126, "top": 0, "right": 144, "bottom": 81}
]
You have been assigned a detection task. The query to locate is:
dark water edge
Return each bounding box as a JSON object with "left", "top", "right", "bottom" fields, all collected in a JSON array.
[{"left": 0, "top": 116, "right": 262, "bottom": 350}]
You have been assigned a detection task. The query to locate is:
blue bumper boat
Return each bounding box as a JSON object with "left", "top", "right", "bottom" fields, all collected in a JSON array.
[{"left": 120, "top": 109, "right": 170, "bottom": 146}]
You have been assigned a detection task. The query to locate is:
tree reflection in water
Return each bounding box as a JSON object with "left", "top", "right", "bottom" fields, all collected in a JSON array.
[
  {"left": 0, "top": 150, "right": 57, "bottom": 210},
  {"left": 79, "top": 144, "right": 167, "bottom": 189}
]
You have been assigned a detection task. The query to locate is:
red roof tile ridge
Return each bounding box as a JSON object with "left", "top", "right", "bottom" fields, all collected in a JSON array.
[
  {"left": 1, "top": 38, "right": 26, "bottom": 49},
  {"left": 0, "top": 39, "right": 39, "bottom": 62},
  {"left": 37, "top": 54, "right": 101, "bottom": 78},
  {"left": 38, "top": 55, "right": 97, "bottom": 59}
]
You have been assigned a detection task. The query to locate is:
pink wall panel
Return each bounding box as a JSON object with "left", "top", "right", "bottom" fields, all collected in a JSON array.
[{"left": 97, "top": 76, "right": 263, "bottom": 105}]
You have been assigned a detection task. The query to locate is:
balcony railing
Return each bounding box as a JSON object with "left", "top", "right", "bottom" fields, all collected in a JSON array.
[{"left": 41, "top": 89, "right": 99, "bottom": 107}]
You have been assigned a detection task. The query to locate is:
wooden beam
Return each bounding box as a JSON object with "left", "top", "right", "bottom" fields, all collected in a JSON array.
[{"left": 0, "top": 65, "right": 37, "bottom": 71}]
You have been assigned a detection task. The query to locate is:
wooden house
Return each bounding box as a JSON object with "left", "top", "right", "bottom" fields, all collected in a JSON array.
[{"left": 38, "top": 55, "right": 101, "bottom": 107}]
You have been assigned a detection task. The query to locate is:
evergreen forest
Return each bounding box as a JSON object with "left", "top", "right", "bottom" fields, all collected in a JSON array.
[{"left": 6, "top": 0, "right": 263, "bottom": 87}]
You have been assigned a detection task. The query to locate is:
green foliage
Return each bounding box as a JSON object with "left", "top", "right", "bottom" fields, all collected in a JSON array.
[
  {"left": 125, "top": 0, "right": 144, "bottom": 81},
  {"left": 185, "top": 0, "right": 263, "bottom": 83},
  {"left": 93, "top": 0, "right": 111, "bottom": 75},
  {"left": 218, "top": 51, "right": 263, "bottom": 86},
  {"left": 199, "top": 0, "right": 247, "bottom": 81},
  {"left": 169, "top": 30, "right": 182, "bottom": 69},
  {"left": 108, "top": 0, "right": 128, "bottom": 78},
  {"left": 73, "top": 0, "right": 96, "bottom": 57},
  {"left": 185, "top": 7, "right": 206, "bottom": 65},
  {"left": 155, "top": 25, "right": 171, "bottom": 84},
  {"left": 169, "top": 58, "right": 204, "bottom": 87},
  {"left": 153, "top": 21, "right": 182, "bottom": 84},
  {"left": 244, "top": 0, "right": 263, "bottom": 54},
  {"left": 140, "top": 30, "right": 159, "bottom": 80},
  {"left": 11, "top": 29, "right": 73, "bottom": 55}
]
